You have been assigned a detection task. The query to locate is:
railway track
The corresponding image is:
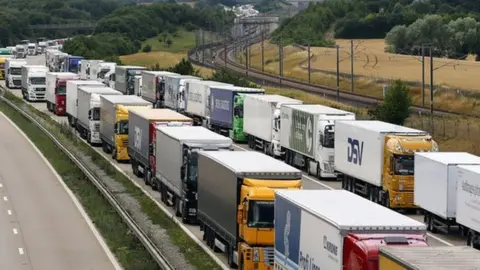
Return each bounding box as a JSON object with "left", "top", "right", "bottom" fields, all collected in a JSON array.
[
  {"left": 0, "top": 90, "right": 175, "bottom": 270},
  {"left": 188, "top": 33, "right": 474, "bottom": 118}
]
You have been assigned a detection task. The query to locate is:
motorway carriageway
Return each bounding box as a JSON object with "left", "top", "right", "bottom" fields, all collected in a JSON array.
[{"left": 3, "top": 55, "right": 465, "bottom": 269}]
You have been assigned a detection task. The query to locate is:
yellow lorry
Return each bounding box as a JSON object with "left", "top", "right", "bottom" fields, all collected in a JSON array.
[
  {"left": 379, "top": 246, "right": 480, "bottom": 269},
  {"left": 0, "top": 57, "right": 5, "bottom": 80},
  {"left": 197, "top": 151, "right": 303, "bottom": 269},
  {"left": 335, "top": 120, "right": 438, "bottom": 209},
  {"left": 99, "top": 95, "right": 151, "bottom": 161}
]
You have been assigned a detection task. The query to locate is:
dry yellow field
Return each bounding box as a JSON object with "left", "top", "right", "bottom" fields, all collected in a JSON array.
[{"left": 242, "top": 39, "right": 480, "bottom": 116}]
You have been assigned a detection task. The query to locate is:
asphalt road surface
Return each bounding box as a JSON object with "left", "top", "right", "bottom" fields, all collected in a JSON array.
[
  {"left": 0, "top": 112, "right": 120, "bottom": 270},
  {"left": 0, "top": 54, "right": 468, "bottom": 269}
]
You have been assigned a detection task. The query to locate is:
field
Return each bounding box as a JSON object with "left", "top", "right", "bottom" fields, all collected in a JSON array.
[{"left": 241, "top": 39, "right": 480, "bottom": 116}]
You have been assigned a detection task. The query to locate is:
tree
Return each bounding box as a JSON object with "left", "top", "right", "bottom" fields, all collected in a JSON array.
[
  {"left": 368, "top": 80, "right": 412, "bottom": 125},
  {"left": 142, "top": 44, "right": 152, "bottom": 53},
  {"left": 166, "top": 39, "right": 173, "bottom": 48}
]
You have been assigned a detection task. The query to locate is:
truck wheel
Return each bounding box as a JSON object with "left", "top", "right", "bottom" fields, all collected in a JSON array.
[
  {"left": 144, "top": 171, "right": 150, "bottom": 186},
  {"left": 175, "top": 198, "right": 181, "bottom": 217},
  {"left": 316, "top": 163, "right": 321, "bottom": 179},
  {"left": 112, "top": 148, "right": 117, "bottom": 160},
  {"left": 227, "top": 246, "right": 236, "bottom": 268},
  {"left": 5, "top": 80, "right": 9, "bottom": 89},
  {"left": 384, "top": 192, "right": 390, "bottom": 208},
  {"left": 86, "top": 132, "right": 91, "bottom": 144},
  {"left": 429, "top": 216, "right": 437, "bottom": 233}
]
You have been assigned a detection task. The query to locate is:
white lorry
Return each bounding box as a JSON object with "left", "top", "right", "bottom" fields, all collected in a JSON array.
[
  {"left": 96, "top": 62, "right": 116, "bottom": 83},
  {"left": 27, "top": 43, "right": 37, "bottom": 56},
  {"left": 66, "top": 80, "right": 105, "bottom": 127},
  {"left": 244, "top": 94, "right": 302, "bottom": 158},
  {"left": 164, "top": 74, "right": 201, "bottom": 111},
  {"left": 79, "top": 60, "right": 104, "bottom": 80},
  {"left": 103, "top": 70, "right": 115, "bottom": 89},
  {"left": 453, "top": 164, "right": 480, "bottom": 249},
  {"left": 15, "top": 45, "right": 26, "bottom": 59},
  {"left": 183, "top": 80, "right": 233, "bottom": 126},
  {"left": 45, "top": 72, "right": 79, "bottom": 115},
  {"left": 134, "top": 76, "right": 142, "bottom": 96},
  {"left": 5, "top": 59, "right": 27, "bottom": 89},
  {"left": 274, "top": 189, "right": 428, "bottom": 270},
  {"left": 141, "top": 71, "right": 179, "bottom": 108},
  {"left": 280, "top": 104, "right": 355, "bottom": 179},
  {"left": 21, "top": 65, "right": 47, "bottom": 101},
  {"left": 76, "top": 86, "right": 122, "bottom": 145},
  {"left": 414, "top": 152, "right": 480, "bottom": 235}
]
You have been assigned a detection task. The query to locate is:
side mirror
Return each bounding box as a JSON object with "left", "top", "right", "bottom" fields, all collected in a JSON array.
[
  {"left": 148, "top": 144, "right": 153, "bottom": 155},
  {"left": 114, "top": 123, "right": 118, "bottom": 133},
  {"left": 88, "top": 110, "right": 92, "bottom": 120},
  {"left": 180, "top": 165, "right": 185, "bottom": 179}
]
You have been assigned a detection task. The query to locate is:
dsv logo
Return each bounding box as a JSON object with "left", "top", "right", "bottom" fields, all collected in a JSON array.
[
  {"left": 347, "top": 138, "right": 364, "bottom": 165},
  {"left": 323, "top": 236, "right": 338, "bottom": 256}
]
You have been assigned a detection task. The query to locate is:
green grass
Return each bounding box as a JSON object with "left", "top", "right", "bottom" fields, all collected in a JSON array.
[
  {"left": 1, "top": 91, "right": 222, "bottom": 270},
  {"left": 143, "top": 29, "right": 196, "bottom": 53},
  {"left": 0, "top": 98, "right": 159, "bottom": 269}
]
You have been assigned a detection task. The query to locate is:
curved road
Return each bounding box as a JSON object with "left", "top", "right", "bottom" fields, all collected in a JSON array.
[{"left": 0, "top": 111, "right": 120, "bottom": 269}]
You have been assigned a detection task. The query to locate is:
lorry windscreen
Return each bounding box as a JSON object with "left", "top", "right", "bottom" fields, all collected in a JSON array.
[
  {"left": 394, "top": 155, "right": 414, "bottom": 175},
  {"left": 188, "top": 152, "right": 198, "bottom": 187},
  {"left": 92, "top": 108, "right": 101, "bottom": 121},
  {"left": 30, "top": 77, "right": 45, "bottom": 85},
  {"left": 10, "top": 68, "right": 21, "bottom": 75},
  {"left": 69, "top": 65, "right": 79, "bottom": 74},
  {"left": 116, "top": 120, "right": 129, "bottom": 135},
  {"left": 248, "top": 200, "right": 274, "bottom": 228},
  {"left": 98, "top": 69, "right": 109, "bottom": 79},
  {"left": 322, "top": 125, "right": 335, "bottom": 148},
  {"left": 56, "top": 85, "right": 66, "bottom": 95}
]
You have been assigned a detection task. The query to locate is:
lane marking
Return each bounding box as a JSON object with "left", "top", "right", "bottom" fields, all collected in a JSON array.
[
  {"left": 0, "top": 183, "right": 3, "bottom": 188},
  {"left": 13, "top": 228, "right": 18, "bottom": 235},
  {"left": 3, "top": 196, "right": 7, "bottom": 201},
  {"left": 7, "top": 209, "right": 12, "bottom": 215},
  {"left": 18, "top": 248, "right": 24, "bottom": 255}
]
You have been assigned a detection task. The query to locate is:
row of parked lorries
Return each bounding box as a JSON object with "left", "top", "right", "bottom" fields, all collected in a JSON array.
[{"left": 2, "top": 51, "right": 480, "bottom": 269}]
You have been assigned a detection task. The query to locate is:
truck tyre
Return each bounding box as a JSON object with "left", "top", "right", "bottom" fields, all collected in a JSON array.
[
  {"left": 112, "top": 148, "right": 117, "bottom": 161},
  {"left": 86, "top": 131, "right": 91, "bottom": 144},
  {"left": 227, "top": 246, "right": 236, "bottom": 268},
  {"left": 316, "top": 163, "right": 321, "bottom": 179},
  {"left": 384, "top": 192, "right": 390, "bottom": 208},
  {"left": 175, "top": 198, "right": 181, "bottom": 217},
  {"left": 5, "top": 80, "right": 9, "bottom": 89}
]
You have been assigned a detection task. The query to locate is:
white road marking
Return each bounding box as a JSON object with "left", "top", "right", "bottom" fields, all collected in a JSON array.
[
  {"left": 7, "top": 209, "right": 12, "bottom": 215},
  {"left": 3, "top": 196, "right": 8, "bottom": 201},
  {"left": 0, "top": 183, "right": 3, "bottom": 188},
  {"left": 13, "top": 228, "right": 18, "bottom": 235},
  {"left": 18, "top": 248, "right": 24, "bottom": 255}
]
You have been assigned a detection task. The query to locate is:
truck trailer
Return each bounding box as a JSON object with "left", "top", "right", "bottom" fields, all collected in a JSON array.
[
  {"left": 379, "top": 246, "right": 480, "bottom": 269},
  {"left": 79, "top": 60, "right": 104, "bottom": 80},
  {"left": 244, "top": 94, "right": 303, "bottom": 158},
  {"left": 127, "top": 108, "right": 193, "bottom": 187},
  {"left": 155, "top": 126, "right": 232, "bottom": 223},
  {"left": 141, "top": 71, "right": 179, "bottom": 108},
  {"left": 21, "top": 65, "right": 47, "bottom": 101},
  {"left": 334, "top": 120, "right": 438, "bottom": 209},
  {"left": 99, "top": 95, "right": 152, "bottom": 161},
  {"left": 66, "top": 80, "right": 105, "bottom": 127},
  {"left": 5, "top": 58, "right": 27, "bottom": 89},
  {"left": 455, "top": 164, "right": 480, "bottom": 249},
  {"left": 76, "top": 86, "right": 122, "bottom": 145},
  {"left": 209, "top": 85, "right": 264, "bottom": 142},
  {"left": 198, "top": 151, "right": 303, "bottom": 269},
  {"left": 114, "top": 65, "right": 145, "bottom": 95},
  {"left": 45, "top": 72, "right": 79, "bottom": 115},
  {"left": 274, "top": 189, "right": 428, "bottom": 270},
  {"left": 164, "top": 74, "right": 201, "bottom": 111},
  {"left": 184, "top": 80, "right": 233, "bottom": 126},
  {"left": 414, "top": 152, "right": 480, "bottom": 234}
]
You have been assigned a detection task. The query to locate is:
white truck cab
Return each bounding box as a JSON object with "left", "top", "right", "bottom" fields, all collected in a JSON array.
[
  {"left": 21, "top": 65, "right": 48, "bottom": 101},
  {"left": 15, "top": 45, "right": 26, "bottom": 58},
  {"left": 96, "top": 62, "right": 116, "bottom": 83},
  {"left": 27, "top": 43, "right": 37, "bottom": 56},
  {"left": 5, "top": 59, "right": 27, "bottom": 89},
  {"left": 104, "top": 70, "right": 115, "bottom": 89},
  {"left": 134, "top": 75, "right": 142, "bottom": 96}
]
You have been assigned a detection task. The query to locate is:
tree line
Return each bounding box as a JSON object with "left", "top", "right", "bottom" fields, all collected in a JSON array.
[{"left": 271, "top": 0, "right": 480, "bottom": 51}]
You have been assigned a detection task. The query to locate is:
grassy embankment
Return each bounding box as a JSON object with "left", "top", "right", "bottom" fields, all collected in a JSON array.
[
  {"left": 0, "top": 91, "right": 222, "bottom": 270},
  {"left": 121, "top": 30, "right": 480, "bottom": 155},
  {"left": 237, "top": 39, "right": 480, "bottom": 116}
]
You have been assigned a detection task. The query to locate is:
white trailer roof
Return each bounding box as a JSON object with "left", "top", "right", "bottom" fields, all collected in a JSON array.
[
  {"left": 157, "top": 126, "right": 233, "bottom": 143},
  {"left": 246, "top": 94, "right": 301, "bottom": 103},
  {"left": 457, "top": 164, "right": 480, "bottom": 174},
  {"left": 78, "top": 86, "right": 112, "bottom": 92},
  {"left": 416, "top": 152, "right": 480, "bottom": 165},
  {"left": 200, "top": 151, "right": 301, "bottom": 175},
  {"left": 117, "top": 65, "right": 144, "bottom": 69},
  {"left": 143, "top": 71, "right": 178, "bottom": 76},
  {"left": 101, "top": 95, "right": 149, "bottom": 104},
  {"left": 130, "top": 108, "right": 191, "bottom": 121},
  {"left": 276, "top": 190, "right": 426, "bottom": 231},
  {"left": 342, "top": 120, "right": 426, "bottom": 134},
  {"left": 213, "top": 85, "right": 263, "bottom": 92},
  {"left": 283, "top": 104, "right": 353, "bottom": 114}
]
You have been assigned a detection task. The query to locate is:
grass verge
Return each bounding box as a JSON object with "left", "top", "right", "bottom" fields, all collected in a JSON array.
[
  {"left": 2, "top": 91, "right": 221, "bottom": 270},
  {"left": 143, "top": 29, "right": 196, "bottom": 53},
  {"left": 0, "top": 98, "right": 159, "bottom": 269}
]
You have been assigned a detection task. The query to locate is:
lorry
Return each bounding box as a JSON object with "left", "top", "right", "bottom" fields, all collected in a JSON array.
[
  {"left": 76, "top": 86, "right": 122, "bottom": 145},
  {"left": 455, "top": 164, "right": 480, "bottom": 249},
  {"left": 184, "top": 80, "right": 234, "bottom": 126},
  {"left": 114, "top": 65, "right": 145, "bottom": 95},
  {"left": 209, "top": 85, "right": 265, "bottom": 142},
  {"left": 164, "top": 74, "right": 202, "bottom": 111},
  {"left": 27, "top": 43, "right": 37, "bottom": 56},
  {"left": 414, "top": 152, "right": 480, "bottom": 234},
  {"left": 99, "top": 95, "right": 152, "bottom": 161},
  {"left": 104, "top": 70, "right": 115, "bottom": 89},
  {"left": 334, "top": 120, "right": 438, "bottom": 209},
  {"left": 79, "top": 60, "right": 104, "bottom": 80},
  {"left": 198, "top": 151, "right": 303, "bottom": 269},
  {"left": 38, "top": 41, "right": 47, "bottom": 54},
  {"left": 155, "top": 126, "right": 233, "bottom": 223},
  {"left": 274, "top": 189, "right": 428, "bottom": 270},
  {"left": 141, "top": 71, "right": 179, "bottom": 108},
  {"left": 128, "top": 109, "right": 193, "bottom": 187},
  {"left": 45, "top": 72, "right": 79, "bottom": 115},
  {"left": 15, "top": 45, "right": 26, "bottom": 59},
  {"left": 280, "top": 104, "right": 356, "bottom": 179},
  {"left": 134, "top": 76, "right": 142, "bottom": 96},
  {"left": 0, "top": 57, "right": 5, "bottom": 80},
  {"left": 96, "top": 62, "right": 116, "bottom": 83},
  {"left": 21, "top": 65, "right": 48, "bottom": 101},
  {"left": 5, "top": 59, "right": 27, "bottom": 88},
  {"left": 51, "top": 51, "right": 68, "bottom": 72},
  {"left": 61, "top": 55, "right": 83, "bottom": 74},
  {"left": 244, "top": 94, "right": 302, "bottom": 158},
  {"left": 66, "top": 80, "right": 105, "bottom": 127},
  {"left": 379, "top": 246, "right": 480, "bottom": 269}
]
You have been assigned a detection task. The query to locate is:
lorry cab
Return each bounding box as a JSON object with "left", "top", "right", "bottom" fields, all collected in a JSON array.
[
  {"left": 5, "top": 59, "right": 27, "bottom": 89},
  {"left": 15, "top": 45, "right": 26, "bottom": 58},
  {"left": 27, "top": 43, "right": 37, "bottom": 56},
  {"left": 0, "top": 58, "right": 5, "bottom": 79},
  {"left": 104, "top": 71, "right": 115, "bottom": 89},
  {"left": 97, "top": 62, "right": 116, "bottom": 82}
]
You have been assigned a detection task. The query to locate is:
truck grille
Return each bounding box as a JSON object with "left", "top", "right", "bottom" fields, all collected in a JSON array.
[
  {"left": 263, "top": 247, "right": 274, "bottom": 266},
  {"left": 13, "top": 80, "right": 21, "bottom": 86},
  {"left": 399, "top": 178, "right": 414, "bottom": 191},
  {"left": 94, "top": 123, "right": 100, "bottom": 132},
  {"left": 328, "top": 155, "right": 334, "bottom": 162},
  {"left": 405, "top": 192, "right": 414, "bottom": 205},
  {"left": 35, "top": 88, "right": 45, "bottom": 92},
  {"left": 123, "top": 139, "right": 128, "bottom": 146}
]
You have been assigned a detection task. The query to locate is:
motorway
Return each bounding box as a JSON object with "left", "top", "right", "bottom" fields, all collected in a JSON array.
[
  {"left": 0, "top": 105, "right": 120, "bottom": 269},
  {"left": 2, "top": 55, "right": 467, "bottom": 269}
]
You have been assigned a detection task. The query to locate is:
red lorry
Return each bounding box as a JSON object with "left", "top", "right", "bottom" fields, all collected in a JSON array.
[{"left": 46, "top": 72, "right": 79, "bottom": 116}]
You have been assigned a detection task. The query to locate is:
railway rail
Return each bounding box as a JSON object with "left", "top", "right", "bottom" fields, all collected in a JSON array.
[
  {"left": 0, "top": 90, "right": 175, "bottom": 270},
  {"left": 188, "top": 33, "right": 473, "bottom": 118}
]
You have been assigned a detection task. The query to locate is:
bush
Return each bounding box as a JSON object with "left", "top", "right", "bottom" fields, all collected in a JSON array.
[{"left": 142, "top": 44, "right": 152, "bottom": 53}]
